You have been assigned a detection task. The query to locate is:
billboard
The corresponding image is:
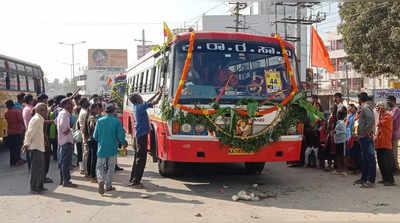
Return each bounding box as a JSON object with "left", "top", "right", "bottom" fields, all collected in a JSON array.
[
  {"left": 88, "top": 49, "right": 127, "bottom": 69},
  {"left": 373, "top": 88, "right": 400, "bottom": 103}
]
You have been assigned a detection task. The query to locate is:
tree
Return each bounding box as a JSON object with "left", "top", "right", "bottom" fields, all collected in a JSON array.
[{"left": 338, "top": 1, "right": 400, "bottom": 78}]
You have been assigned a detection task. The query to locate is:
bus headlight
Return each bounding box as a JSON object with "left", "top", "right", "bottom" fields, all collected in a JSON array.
[
  {"left": 181, "top": 123, "right": 192, "bottom": 133},
  {"left": 194, "top": 124, "right": 205, "bottom": 134}
]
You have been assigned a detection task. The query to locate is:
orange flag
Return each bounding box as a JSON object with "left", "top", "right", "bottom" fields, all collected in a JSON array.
[
  {"left": 107, "top": 76, "right": 112, "bottom": 86},
  {"left": 311, "top": 26, "right": 334, "bottom": 73}
]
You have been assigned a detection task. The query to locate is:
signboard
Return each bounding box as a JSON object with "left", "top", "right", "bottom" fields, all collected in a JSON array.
[
  {"left": 88, "top": 49, "right": 127, "bottom": 69},
  {"left": 264, "top": 71, "right": 282, "bottom": 93},
  {"left": 373, "top": 88, "right": 400, "bottom": 103}
]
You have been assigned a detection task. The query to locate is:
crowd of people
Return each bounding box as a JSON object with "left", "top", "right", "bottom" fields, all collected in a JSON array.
[
  {"left": 4, "top": 88, "right": 162, "bottom": 195},
  {"left": 4, "top": 89, "right": 398, "bottom": 193},
  {"left": 300, "top": 92, "right": 399, "bottom": 188}
]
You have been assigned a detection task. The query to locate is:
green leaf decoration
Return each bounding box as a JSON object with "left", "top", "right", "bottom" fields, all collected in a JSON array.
[
  {"left": 298, "top": 99, "right": 325, "bottom": 120},
  {"left": 229, "top": 108, "right": 237, "bottom": 134},
  {"left": 152, "top": 45, "right": 161, "bottom": 51},
  {"left": 161, "top": 91, "right": 311, "bottom": 153},
  {"left": 247, "top": 102, "right": 259, "bottom": 117}
]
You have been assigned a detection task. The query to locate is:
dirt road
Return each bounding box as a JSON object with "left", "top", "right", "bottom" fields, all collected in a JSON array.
[{"left": 0, "top": 149, "right": 399, "bottom": 223}]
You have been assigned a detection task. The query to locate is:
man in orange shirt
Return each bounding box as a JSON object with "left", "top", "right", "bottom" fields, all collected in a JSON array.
[{"left": 375, "top": 103, "right": 396, "bottom": 186}]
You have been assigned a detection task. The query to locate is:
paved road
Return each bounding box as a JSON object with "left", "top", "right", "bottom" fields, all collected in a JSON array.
[{"left": 0, "top": 148, "right": 399, "bottom": 223}]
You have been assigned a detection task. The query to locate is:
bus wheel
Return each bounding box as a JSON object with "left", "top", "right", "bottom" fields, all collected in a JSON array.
[
  {"left": 158, "top": 160, "right": 181, "bottom": 177},
  {"left": 244, "top": 162, "right": 265, "bottom": 175},
  {"left": 150, "top": 130, "right": 158, "bottom": 163},
  {"left": 128, "top": 117, "right": 133, "bottom": 135}
]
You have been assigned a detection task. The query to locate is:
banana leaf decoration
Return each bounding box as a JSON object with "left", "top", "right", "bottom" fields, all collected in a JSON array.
[{"left": 297, "top": 98, "right": 325, "bottom": 127}]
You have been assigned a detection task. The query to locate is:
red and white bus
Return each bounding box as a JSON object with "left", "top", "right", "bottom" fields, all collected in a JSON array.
[{"left": 123, "top": 32, "right": 303, "bottom": 176}]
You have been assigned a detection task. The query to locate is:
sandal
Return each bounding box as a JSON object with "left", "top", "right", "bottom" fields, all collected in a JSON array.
[{"left": 106, "top": 186, "right": 116, "bottom": 191}]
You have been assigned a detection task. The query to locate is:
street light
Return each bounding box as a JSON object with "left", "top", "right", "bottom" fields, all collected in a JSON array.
[{"left": 58, "top": 41, "right": 86, "bottom": 81}]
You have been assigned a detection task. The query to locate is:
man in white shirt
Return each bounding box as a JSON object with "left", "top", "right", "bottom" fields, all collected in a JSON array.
[
  {"left": 57, "top": 98, "right": 78, "bottom": 188},
  {"left": 22, "top": 103, "right": 48, "bottom": 194},
  {"left": 78, "top": 98, "right": 90, "bottom": 175}
]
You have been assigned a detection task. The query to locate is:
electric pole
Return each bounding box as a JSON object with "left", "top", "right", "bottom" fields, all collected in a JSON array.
[
  {"left": 273, "top": 2, "right": 326, "bottom": 95},
  {"left": 134, "top": 29, "right": 153, "bottom": 59},
  {"left": 226, "top": 2, "right": 248, "bottom": 32}
]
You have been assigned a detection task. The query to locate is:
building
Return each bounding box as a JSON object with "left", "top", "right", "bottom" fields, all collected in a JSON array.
[
  {"left": 77, "top": 49, "right": 127, "bottom": 95},
  {"left": 317, "top": 31, "right": 390, "bottom": 96},
  {"left": 198, "top": 0, "right": 308, "bottom": 81}
]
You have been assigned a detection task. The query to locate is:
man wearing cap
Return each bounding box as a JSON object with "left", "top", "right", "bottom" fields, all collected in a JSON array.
[
  {"left": 22, "top": 103, "right": 48, "bottom": 194},
  {"left": 57, "top": 98, "right": 78, "bottom": 188},
  {"left": 387, "top": 95, "right": 400, "bottom": 174},
  {"left": 93, "top": 104, "right": 127, "bottom": 195}
]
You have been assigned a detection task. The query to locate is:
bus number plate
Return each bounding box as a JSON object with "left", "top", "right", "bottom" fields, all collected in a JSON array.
[{"left": 228, "top": 148, "right": 255, "bottom": 155}]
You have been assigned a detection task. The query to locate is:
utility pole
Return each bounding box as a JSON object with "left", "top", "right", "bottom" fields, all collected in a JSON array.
[
  {"left": 345, "top": 62, "right": 350, "bottom": 104},
  {"left": 59, "top": 41, "right": 86, "bottom": 82},
  {"left": 134, "top": 29, "right": 153, "bottom": 59},
  {"left": 226, "top": 2, "right": 248, "bottom": 32},
  {"left": 273, "top": 2, "right": 326, "bottom": 94}
]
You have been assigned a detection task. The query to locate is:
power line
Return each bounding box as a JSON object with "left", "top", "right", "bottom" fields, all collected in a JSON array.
[{"left": 225, "top": 2, "right": 249, "bottom": 32}]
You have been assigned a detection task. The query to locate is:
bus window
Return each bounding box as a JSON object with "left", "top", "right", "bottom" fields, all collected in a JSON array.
[
  {"left": 19, "top": 75, "right": 28, "bottom": 91},
  {"left": 135, "top": 74, "right": 139, "bottom": 92},
  {"left": 0, "top": 59, "right": 6, "bottom": 68},
  {"left": 129, "top": 76, "right": 136, "bottom": 94},
  {"left": 150, "top": 66, "right": 156, "bottom": 92},
  {"left": 28, "top": 76, "right": 35, "bottom": 92},
  {"left": 144, "top": 70, "right": 149, "bottom": 93},
  {"left": 9, "top": 73, "right": 18, "bottom": 90},
  {"left": 139, "top": 72, "right": 144, "bottom": 93},
  {"left": 40, "top": 78, "right": 44, "bottom": 93},
  {"left": 17, "top": 64, "right": 25, "bottom": 72},
  {"left": 154, "top": 65, "right": 160, "bottom": 91},
  {"left": 8, "top": 62, "right": 17, "bottom": 70},
  {"left": 25, "top": 66, "right": 33, "bottom": 74},
  {"left": 0, "top": 71, "right": 7, "bottom": 89}
]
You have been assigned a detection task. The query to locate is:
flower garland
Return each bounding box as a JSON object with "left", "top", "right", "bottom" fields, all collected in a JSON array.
[
  {"left": 172, "top": 32, "right": 298, "bottom": 116},
  {"left": 161, "top": 93, "right": 311, "bottom": 152},
  {"left": 159, "top": 32, "right": 324, "bottom": 152}
]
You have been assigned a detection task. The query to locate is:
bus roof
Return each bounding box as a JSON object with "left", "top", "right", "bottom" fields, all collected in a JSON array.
[
  {"left": 0, "top": 53, "right": 42, "bottom": 69},
  {"left": 174, "top": 31, "right": 295, "bottom": 49},
  {"left": 127, "top": 31, "right": 295, "bottom": 72}
]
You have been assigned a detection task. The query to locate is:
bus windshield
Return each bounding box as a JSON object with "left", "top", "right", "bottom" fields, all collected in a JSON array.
[{"left": 174, "top": 39, "right": 297, "bottom": 105}]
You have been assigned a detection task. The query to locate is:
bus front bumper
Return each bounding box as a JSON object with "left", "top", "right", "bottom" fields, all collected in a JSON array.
[{"left": 163, "top": 135, "right": 302, "bottom": 163}]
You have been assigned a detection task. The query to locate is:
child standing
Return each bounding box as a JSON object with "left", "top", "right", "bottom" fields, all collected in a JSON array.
[
  {"left": 318, "top": 120, "right": 328, "bottom": 169},
  {"left": 334, "top": 111, "right": 347, "bottom": 175}
]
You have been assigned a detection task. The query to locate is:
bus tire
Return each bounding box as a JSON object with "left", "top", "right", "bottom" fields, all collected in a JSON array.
[
  {"left": 244, "top": 162, "right": 265, "bottom": 175},
  {"left": 128, "top": 118, "right": 133, "bottom": 135},
  {"left": 150, "top": 129, "right": 158, "bottom": 163},
  {"left": 158, "top": 160, "right": 181, "bottom": 177}
]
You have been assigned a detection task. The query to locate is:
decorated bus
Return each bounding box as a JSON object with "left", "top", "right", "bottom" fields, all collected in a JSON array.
[
  {"left": 123, "top": 31, "right": 319, "bottom": 176},
  {"left": 0, "top": 54, "right": 45, "bottom": 140}
]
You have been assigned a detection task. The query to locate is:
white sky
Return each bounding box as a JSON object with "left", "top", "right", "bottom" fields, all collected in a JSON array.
[{"left": 0, "top": 0, "right": 228, "bottom": 81}]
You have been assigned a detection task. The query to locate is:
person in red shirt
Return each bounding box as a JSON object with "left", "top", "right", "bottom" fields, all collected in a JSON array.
[
  {"left": 4, "top": 100, "right": 25, "bottom": 167},
  {"left": 318, "top": 120, "right": 328, "bottom": 169}
]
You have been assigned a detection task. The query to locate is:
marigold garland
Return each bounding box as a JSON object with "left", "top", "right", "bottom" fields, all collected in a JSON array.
[{"left": 172, "top": 32, "right": 298, "bottom": 116}]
